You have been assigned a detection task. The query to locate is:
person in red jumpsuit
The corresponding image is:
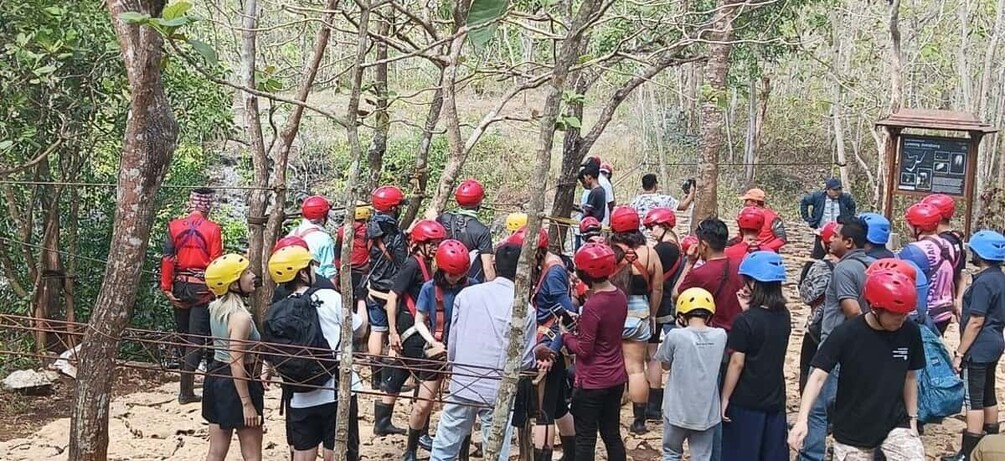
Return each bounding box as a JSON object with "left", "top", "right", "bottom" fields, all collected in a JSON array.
[
  {"left": 160, "top": 187, "right": 224, "bottom": 404},
  {"left": 739, "top": 188, "right": 787, "bottom": 252}
]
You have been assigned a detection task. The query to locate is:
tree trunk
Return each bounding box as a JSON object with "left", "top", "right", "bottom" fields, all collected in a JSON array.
[
  {"left": 877, "top": 0, "right": 903, "bottom": 215},
  {"left": 482, "top": 0, "right": 608, "bottom": 456},
  {"left": 69, "top": 1, "right": 179, "bottom": 459},
  {"left": 743, "top": 77, "right": 757, "bottom": 186},
  {"left": 550, "top": 72, "right": 589, "bottom": 250},
  {"left": 692, "top": 0, "right": 739, "bottom": 226},
  {"left": 831, "top": 23, "right": 849, "bottom": 187},
  {"left": 365, "top": 15, "right": 392, "bottom": 194},
  {"left": 399, "top": 82, "right": 444, "bottom": 229},
  {"left": 333, "top": 1, "right": 372, "bottom": 459},
  {"left": 425, "top": 19, "right": 469, "bottom": 219},
  {"left": 241, "top": 0, "right": 272, "bottom": 321},
  {"left": 976, "top": 0, "right": 1004, "bottom": 206}
]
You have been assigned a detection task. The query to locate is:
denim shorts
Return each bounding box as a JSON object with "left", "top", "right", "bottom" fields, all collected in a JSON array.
[
  {"left": 622, "top": 295, "right": 652, "bottom": 342},
  {"left": 367, "top": 297, "right": 389, "bottom": 332}
]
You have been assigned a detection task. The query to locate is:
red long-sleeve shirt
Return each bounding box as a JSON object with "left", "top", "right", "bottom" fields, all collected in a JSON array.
[
  {"left": 562, "top": 288, "right": 629, "bottom": 389},
  {"left": 757, "top": 208, "right": 787, "bottom": 252},
  {"left": 160, "top": 211, "right": 223, "bottom": 292}
]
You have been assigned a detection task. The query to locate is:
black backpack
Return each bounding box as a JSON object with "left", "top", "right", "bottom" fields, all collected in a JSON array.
[{"left": 261, "top": 290, "right": 339, "bottom": 393}]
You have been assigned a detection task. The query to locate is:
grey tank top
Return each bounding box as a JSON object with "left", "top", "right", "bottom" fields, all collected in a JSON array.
[{"left": 210, "top": 311, "right": 261, "bottom": 364}]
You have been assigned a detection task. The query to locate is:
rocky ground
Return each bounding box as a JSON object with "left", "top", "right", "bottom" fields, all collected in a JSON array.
[{"left": 0, "top": 226, "right": 999, "bottom": 460}]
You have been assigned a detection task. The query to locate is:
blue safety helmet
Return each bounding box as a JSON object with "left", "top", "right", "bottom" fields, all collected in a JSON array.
[
  {"left": 898, "top": 244, "right": 931, "bottom": 276},
  {"left": 858, "top": 212, "right": 891, "bottom": 245},
  {"left": 738, "top": 251, "right": 787, "bottom": 282},
  {"left": 969, "top": 230, "right": 1005, "bottom": 262}
]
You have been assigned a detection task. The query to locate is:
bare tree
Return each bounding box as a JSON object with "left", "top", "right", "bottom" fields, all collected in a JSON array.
[
  {"left": 876, "top": 0, "right": 903, "bottom": 214},
  {"left": 69, "top": 1, "right": 179, "bottom": 459}
]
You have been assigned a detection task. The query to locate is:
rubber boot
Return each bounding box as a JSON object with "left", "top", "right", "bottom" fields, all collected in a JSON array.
[
  {"left": 402, "top": 428, "right": 421, "bottom": 461},
  {"left": 541, "top": 448, "right": 554, "bottom": 461},
  {"left": 646, "top": 389, "right": 663, "bottom": 421},
  {"left": 177, "top": 372, "right": 201, "bottom": 404},
  {"left": 534, "top": 448, "right": 546, "bottom": 461},
  {"left": 984, "top": 423, "right": 1000, "bottom": 435},
  {"left": 370, "top": 364, "right": 383, "bottom": 389},
  {"left": 559, "top": 435, "right": 576, "bottom": 461},
  {"left": 374, "top": 402, "right": 407, "bottom": 436},
  {"left": 942, "top": 431, "right": 984, "bottom": 461},
  {"left": 418, "top": 420, "right": 434, "bottom": 451},
  {"left": 630, "top": 403, "right": 648, "bottom": 434},
  {"left": 458, "top": 435, "right": 472, "bottom": 461}
]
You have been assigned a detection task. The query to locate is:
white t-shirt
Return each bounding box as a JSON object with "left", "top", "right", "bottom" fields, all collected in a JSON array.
[
  {"left": 289, "top": 289, "right": 364, "bottom": 408},
  {"left": 599, "top": 175, "right": 615, "bottom": 226}
]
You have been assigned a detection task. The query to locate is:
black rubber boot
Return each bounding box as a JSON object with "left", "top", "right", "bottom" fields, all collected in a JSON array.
[
  {"left": 630, "top": 403, "right": 648, "bottom": 434},
  {"left": 370, "top": 364, "right": 383, "bottom": 389},
  {"left": 534, "top": 448, "right": 546, "bottom": 461},
  {"left": 177, "top": 373, "right": 201, "bottom": 404},
  {"left": 374, "top": 402, "right": 407, "bottom": 436},
  {"left": 418, "top": 418, "right": 433, "bottom": 451},
  {"left": 942, "top": 431, "right": 984, "bottom": 461},
  {"left": 646, "top": 389, "right": 663, "bottom": 421},
  {"left": 984, "top": 423, "right": 1000, "bottom": 435},
  {"left": 541, "top": 448, "right": 554, "bottom": 461},
  {"left": 458, "top": 435, "right": 472, "bottom": 461},
  {"left": 559, "top": 435, "right": 576, "bottom": 461},
  {"left": 403, "top": 428, "right": 421, "bottom": 461}
]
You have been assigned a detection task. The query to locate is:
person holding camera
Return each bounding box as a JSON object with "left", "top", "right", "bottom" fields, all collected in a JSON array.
[{"left": 629, "top": 173, "right": 696, "bottom": 240}]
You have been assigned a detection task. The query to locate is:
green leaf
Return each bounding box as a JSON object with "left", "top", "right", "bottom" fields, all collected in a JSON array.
[
  {"left": 33, "top": 64, "right": 57, "bottom": 76},
  {"left": 153, "top": 16, "right": 192, "bottom": 28},
  {"left": 188, "top": 39, "right": 218, "bottom": 66},
  {"left": 0, "top": 140, "right": 13, "bottom": 151},
  {"left": 162, "top": 1, "right": 193, "bottom": 20},
  {"left": 564, "top": 116, "right": 582, "bottom": 129},
  {"left": 119, "top": 11, "right": 150, "bottom": 24},
  {"left": 467, "top": 0, "right": 509, "bottom": 48}
]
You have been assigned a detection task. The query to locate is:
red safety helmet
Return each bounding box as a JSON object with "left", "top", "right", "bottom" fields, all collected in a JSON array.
[
  {"left": 435, "top": 239, "right": 471, "bottom": 276},
  {"left": 922, "top": 194, "right": 955, "bottom": 221},
  {"left": 819, "top": 221, "right": 839, "bottom": 246},
  {"left": 454, "top": 179, "right": 485, "bottom": 207},
  {"left": 574, "top": 243, "right": 617, "bottom": 279},
  {"left": 301, "top": 195, "right": 331, "bottom": 220},
  {"left": 737, "top": 206, "right": 765, "bottom": 232},
  {"left": 905, "top": 202, "right": 941, "bottom": 233},
  {"left": 508, "top": 226, "right": 549, "bottom": 249},
  {"left": 579, "top": 217, "right": 602, "bottom": 234},
  {"left": 680, "top": 234, "right": 699, "bottom": 254},
  {"left": 863, "top": 270, "right": 917, "bottom": 315},
  {"left": 273, "top": 235, "right": 310, "bottom": 253},
  {"left": 643, "top": 207, "right": 676, "bottom": 229},
  {"left": 610, "top": 206, "right": 641, "bottom": 233},
  {"left": 600, "top": 162, "right": 613, "bottom": 175},
  {"left": 410, "top": 219, "right": 447, "bottom": 243},
  {"left": 865, "top": 258, "right": 917, "bottom": 283},
  {"left": 371, "top": 185, "right": 405, "bottom": 212}
]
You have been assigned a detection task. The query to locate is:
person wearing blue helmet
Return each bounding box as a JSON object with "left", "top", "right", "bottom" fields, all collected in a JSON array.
[
  {"left": 859, "top": 212, "right": 895, "bottom": 259},
  {"left": 721, "top": 251, "right": 791, "bottom": 461},
  {"left": 943, "top": 230, "right": 1005, "bottom": 461},
  {"left": 898, "top": 245, "right": 933, "bottom": 329}
]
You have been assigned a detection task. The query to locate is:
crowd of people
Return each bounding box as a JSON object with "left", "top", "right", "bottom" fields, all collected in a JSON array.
[{"left": 158, "top": 161, "right": 1005, "bottom": 461}]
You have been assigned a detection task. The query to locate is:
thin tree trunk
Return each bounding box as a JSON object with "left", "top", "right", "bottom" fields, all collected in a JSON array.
[
  {"left": 877, "top": 0, "right": 903, "bottom": 214},
  {"left": 400, "top": 82, "right": 445, "bottom": 229},
  {"left": 333, "top": 1, "right": 372, "bottom": 459},
  {"left": 977, "top": 0, "right": 1004, "bottom": 201},
  {"left": 550, "top": 72, "right": 589, "bottom": 250},
  {"left": 692, "top": 0, "right": 740, "bottom": 226},
  {"left": 483, "top": 0, "right": 608, "bottom": 456},
  {"left": 753, "top": 76, "right": 770, "bottom": 182},
  {"left": 365, "top": 15, "right": 392, "bottom": 194},
  {"left": 743, "top": 77, "right": 756, "bottom": 186},
  {"left": 69, "top": 1, "right": 179, "bottom": 459},
  {"left": 65, "top": 187, "right": 79, "bottom": 347}
]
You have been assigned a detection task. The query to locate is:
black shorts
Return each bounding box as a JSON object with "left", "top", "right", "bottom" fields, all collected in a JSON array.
[
  {"left": 963, "top": 361, "right": 998, "bottom": 410},
  {"left": 287, "top": 402, "right": 337, "bottom": 451},
  {"left": 350, "top": 269, "right": 366, "bottom": 301},
  {"left": 201, "top": 362, "right": 265, "bottom": 430},
  {"left": 512, "top": 355, "right": 570, "bottom": 426},
  {"left": 647, "top": 323, "right": 665, "bottom": 344},
  {"left": 382, "top": 310, "right": 446, "bottom": 391}
]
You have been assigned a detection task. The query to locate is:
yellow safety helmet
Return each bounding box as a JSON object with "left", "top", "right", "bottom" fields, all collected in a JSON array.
[
  {"left": 354, "top": 203, "right": 373, "bottom": 221},
  {"left": 205, "top": 254, "right": 251, "bottom": 296},
  {"left": 268, "top": 246, "right": 314, "bottom": 283},
  {"left": 506, "top": 212, "right": 528, "bottom": 233},
  {"left": 676, "top": 287, "right": 716, "bottom": 316}
]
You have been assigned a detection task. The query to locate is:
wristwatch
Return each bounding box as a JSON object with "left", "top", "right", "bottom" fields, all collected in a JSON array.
[{"left": 954, "top": 350, "right": 964, "bottom": 358}]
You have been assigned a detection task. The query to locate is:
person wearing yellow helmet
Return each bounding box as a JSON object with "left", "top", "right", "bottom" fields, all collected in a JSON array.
[
  {"left": 654, "top": 287, "right": 727, "bottom": 461},
  {"left": 201, "top": 254, "right": 265, "bottom": 461},
  {"left": 506, "top": 212, "right": 528, "bottom": 234}
]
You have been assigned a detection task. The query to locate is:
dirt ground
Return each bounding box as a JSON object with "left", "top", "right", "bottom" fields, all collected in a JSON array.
[{"left": 0, "top": 233, "right": 1000, "bottom": 460}]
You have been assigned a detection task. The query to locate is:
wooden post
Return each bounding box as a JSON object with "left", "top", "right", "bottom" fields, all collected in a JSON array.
[
  {"left": 964, "top": 132, "right": 984, "bottom": 236},
  {"left": 882, "top": 127, "right": 900, "bottom": 220}
]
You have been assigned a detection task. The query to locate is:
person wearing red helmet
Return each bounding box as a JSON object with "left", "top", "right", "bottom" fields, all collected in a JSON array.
[
  {"left": 334, "top": 204, "right": 373, "bottom": 321},
  {"left": 725, "top": 206, "right": 768, "bottom": 260},
  {"left": 796, "top": 221, "right": 839, "bottom": 393},
  {"left": 290, "top": 195, "right": 338, "bottom": 283},
  {"left": 436, "top": 179, "right": 496, "bottom": 282},
  {"left": 739, "top": 187, "right": 788, "bottom": 252},
  {"left": 399, "top": 239, "right": 479, "bottom": 461},
  {"left": 364, "top": 185, "right": 410, "bottom": 427},
  {"left": 789, "top": 268, "right": 925, "bottom": 460},
  {"left": 506, "top": 225, "right": 578, "bottom": 461},
  {"left": 608, "top": 206, "right": 664, "bottom": 434},
  {"left": 641, "top": 207, "right": 684, "bottom": 421},
  {"left": 376, "top": 219, "right": 446, "bottom": 437},
  {"left": 630, "top": 173, "right": 696, "bottom": 240},
  {"left": 923, "top": 194, "right": 967, "bottom": 299},
  {"left": 904, "top": 202, "right": 961, "bottom": 335},
  {"left": 160, "top": 187, "right": 224, "bottom": 404},
  {"left": 561, "top": 243, "right": 629, "bottom": 461}
]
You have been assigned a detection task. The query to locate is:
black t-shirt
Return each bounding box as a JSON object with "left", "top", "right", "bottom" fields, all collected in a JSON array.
[
  {"left": 437, "top": 212, "right": 494, "bottom": 281},
  {"left": 391, "top": 255, "right": 432, "bottom": 315},
  {"left": 583, "top": 186, "right": 606, "bottom": 223},
  {"left": 811, "top": 315, "right": 925, "bottom": 449},
  {"left": 653, "top": 241, "right": 682, "bottom": 316},
  {"left": 726, "top": 307, "right": 791, "bottom": 411}
]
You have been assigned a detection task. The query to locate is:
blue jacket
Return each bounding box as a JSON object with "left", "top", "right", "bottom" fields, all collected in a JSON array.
[{"left": 800, "top": 190, "right": 856, "bottom": 228}]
